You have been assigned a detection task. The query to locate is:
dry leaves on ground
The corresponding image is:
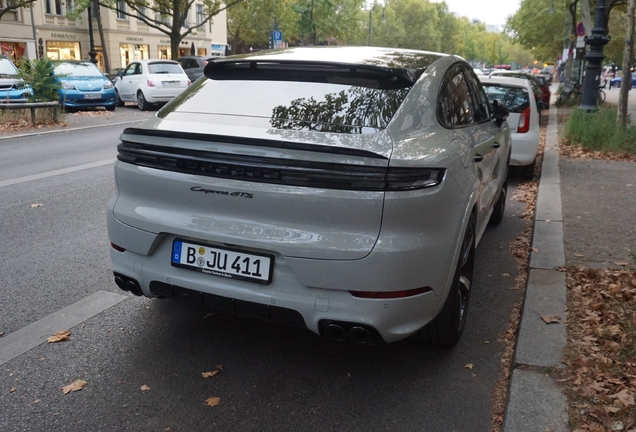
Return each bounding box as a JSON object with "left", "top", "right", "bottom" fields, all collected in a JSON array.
[
  {"left": 61, "top": 379, "right": 88, "bottom": 394},
  {"left": 205, "top": 397, "right": 221, "bottom": 407},
  {"left": 0, "top": 118, "right": 63, "bottom": 133},
  {"left": 564, "top": 266, "right": 636, "bottom": 431},
  {"left": 541, "top": 315, "right": 562, "bottom": 324},
  {"left": 47, "top": 330, "right": 70, "bottom": 343},
  {"left": 140, "top": 385, "right": 151, "bottom": 391},
  {"left": 70, "top": 110, "right": 112, "bottom": 117},
  {"left": 559, "top": 138, "right": 636, "bottom": 162}
]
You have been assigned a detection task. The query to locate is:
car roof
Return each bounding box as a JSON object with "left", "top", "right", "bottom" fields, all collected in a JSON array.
[
  {"left": 130, "top": 59, "right": 179, "bottom": 65},
  {"left": 208, "top": 46, "right": 448, "bottom": 85},
  {"left": 478, "top": 75, "right": 533, "bottom": 89}
]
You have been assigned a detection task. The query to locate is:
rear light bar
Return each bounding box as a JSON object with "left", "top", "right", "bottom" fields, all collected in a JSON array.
[
  {"left": 117, "top": 142, "right": 445, "bottom": 191},
  {"left": 110, "top": 242, "right": 126, "bottom": 252},
  {"left": 350, "top": 287, "right": 432, "bottom": 298}
]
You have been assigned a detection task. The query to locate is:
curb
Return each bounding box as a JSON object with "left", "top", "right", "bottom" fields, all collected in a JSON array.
[{"left": 503, "top": 102, "right": 569, "bottom": 432}]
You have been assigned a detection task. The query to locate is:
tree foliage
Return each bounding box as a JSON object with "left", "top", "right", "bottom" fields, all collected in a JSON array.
[{"left": 17, "top": 58, "right": 60, "bottom": 102}]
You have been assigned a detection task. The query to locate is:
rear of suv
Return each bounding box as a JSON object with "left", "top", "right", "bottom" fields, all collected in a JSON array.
[
  {"left": 0, "top": 55, "right": 32, "bottom": 102},
  {"left": 108, "top": 47, "right": 510, "bottom": 346}
]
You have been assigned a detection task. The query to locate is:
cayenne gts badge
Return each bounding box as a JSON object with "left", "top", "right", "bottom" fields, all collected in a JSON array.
[{"left": 190, "top": 186, "right": 253, "bottom": 198}]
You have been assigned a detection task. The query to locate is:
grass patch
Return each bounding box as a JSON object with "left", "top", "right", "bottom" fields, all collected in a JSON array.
[{"left": 566, "top": 106, "right": 636, "bottom": 154}]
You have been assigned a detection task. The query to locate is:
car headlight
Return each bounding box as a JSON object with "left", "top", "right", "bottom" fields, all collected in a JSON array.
[
  {"left": 103, "top": 81, "right": 113, "bottom": 89},
  {"left": 61, "top": 82, "right": 76, "bottom": 90}
]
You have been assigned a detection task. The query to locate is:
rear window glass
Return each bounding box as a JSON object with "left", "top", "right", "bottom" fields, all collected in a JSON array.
[
  {"left": 160, "top": 74, "right": 411, "bottom": 134},
  {"left": 481, "top": 84, "right": 530, "bottom": 114},
  {"left": 148, "top": 62, "right": 183, "bottom": 74},
  {"left": 54, "top": 62, "right": 104, "bottom": 77},
  {"left": 0, "top": 58, "right": 19, "bottom": 76}
]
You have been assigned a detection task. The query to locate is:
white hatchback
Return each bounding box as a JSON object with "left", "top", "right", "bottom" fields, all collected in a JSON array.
[
  {"left": 114, "top": 60, "right": 190, "bottom": 110},
  {"left": 479, "top": 75, "right": 541, "bottom": 179}
]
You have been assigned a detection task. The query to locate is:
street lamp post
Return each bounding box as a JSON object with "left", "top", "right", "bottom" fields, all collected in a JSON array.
[
  {"left": 87, "top": 1, "right": 98, "bottom": 64},
  {"left": 579, "top": 0, "right": 610, "bottom": 111},
  {"left": 368, "top": 9, "right": 372, "bottom": 46}
]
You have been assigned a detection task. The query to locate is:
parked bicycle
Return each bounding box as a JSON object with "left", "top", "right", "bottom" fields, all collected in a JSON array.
[{"left": 559, "top": 80, "right": 606, "bottom": 105}]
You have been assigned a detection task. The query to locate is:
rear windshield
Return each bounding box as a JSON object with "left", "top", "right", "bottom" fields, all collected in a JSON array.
[
  {"left": 160, "top": 73, "right": 411, "bottom": 134},
  {"left": 148, "top": 62, "right": 183, "bottom": 74},
  {"left": 481, "top": 84, "right": 530, "bottom": 114},
  {"left": 0, "top": 58, "right": 19, "bottom": 76},
  {"left": 54, "top": 62, "right": 104, "bottom": 77}
]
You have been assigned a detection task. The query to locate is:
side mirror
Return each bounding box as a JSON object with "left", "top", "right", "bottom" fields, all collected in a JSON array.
[{"left": 492, "top": 99, "right": 509, "bottom": 127}]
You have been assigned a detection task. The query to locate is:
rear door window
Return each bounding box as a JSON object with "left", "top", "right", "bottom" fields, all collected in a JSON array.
[
  {"left": 437, "top": 64, "right": 475, "bottom": 128},
  {"left": 481, "top": 84, "right": 530, "bottom": 114}
]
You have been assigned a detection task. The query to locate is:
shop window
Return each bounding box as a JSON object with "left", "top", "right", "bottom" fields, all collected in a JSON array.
[
  {"left": 134, "top": 44, "right": 149, "bottom": 60},
  {"left": 46, "top": 41, "right": 81, "bottom": 60},
  {"left": 158, "top": 46, "right": 171, "bottom": 60},
  {"left": 197, "top": 48, "right": 206, "bottom": 56},
  {"left": 137, "top": 5, "right": 146, "bottom": 21}
]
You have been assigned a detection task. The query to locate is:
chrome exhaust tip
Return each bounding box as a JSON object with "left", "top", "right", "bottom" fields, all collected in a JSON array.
[
  {"left": 324, "top": 324, "right": 347, "bottom": 342},
  {"left": 348, "top": 326, "right": 372, "bottom": 344}
]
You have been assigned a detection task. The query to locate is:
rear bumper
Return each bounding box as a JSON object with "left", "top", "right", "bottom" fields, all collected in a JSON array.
[
  {"left": 510, "top": 129, "right": 540, "bottom": 166},
  {"left": 144, "top": 87, "right": 186, "bottom": 103}
]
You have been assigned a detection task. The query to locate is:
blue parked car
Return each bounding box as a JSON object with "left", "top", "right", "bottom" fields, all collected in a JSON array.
[
  {"left": 608, "top": 75, "right": 636, "bottom": 89},
  {"left": 53, "top": 61, "right": 116, "bottom": 111},
  {"left": 0, "top": 55, "right": 33, "bottom": 102}
]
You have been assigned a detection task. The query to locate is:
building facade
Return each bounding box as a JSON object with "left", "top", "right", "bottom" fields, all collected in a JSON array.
[{"left": 0, "top": 1, "right": 227, "bottom": 72}]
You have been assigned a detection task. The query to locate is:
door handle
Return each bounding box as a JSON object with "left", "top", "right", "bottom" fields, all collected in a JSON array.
[
  {"left": 474, "top": 154, "right": 483, "bottom": 162},
  {"left": 493, "top": 143, "right": 501, "bottom": 148}
]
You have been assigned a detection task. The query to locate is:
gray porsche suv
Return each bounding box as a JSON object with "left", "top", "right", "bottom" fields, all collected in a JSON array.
[{"left": 108, "top": 47, "right": 510, "bottom": 346}]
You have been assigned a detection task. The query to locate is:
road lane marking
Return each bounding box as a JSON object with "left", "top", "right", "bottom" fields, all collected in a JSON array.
[
  {"left": 0, "top": 119, "right": 147, "bottom": 141},
  {"left": 0, "top": 291, "right": 128, "bottom": 366},
  {"left": 0, "top": 158, "right": 115, "bottom": 188}
]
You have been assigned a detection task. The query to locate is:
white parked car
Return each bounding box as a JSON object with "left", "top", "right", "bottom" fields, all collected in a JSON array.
[
  {"left": 479, "top": 75, "right": 540, "bottom": 179},
  {"left": 108, "top": 47, "right": 511, "bottom": 346},
  {"left": 114, "top": 59, "right": 190, "bottom": 110}
]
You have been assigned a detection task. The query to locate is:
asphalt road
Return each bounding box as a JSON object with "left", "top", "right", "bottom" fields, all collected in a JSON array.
[{"left": 0, "top": 118, "right": 530, "bottom": 431}]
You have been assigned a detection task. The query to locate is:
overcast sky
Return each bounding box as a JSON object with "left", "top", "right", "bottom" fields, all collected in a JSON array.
[{"left": 430, "top": 0, "right": 522, "bottom": 28}]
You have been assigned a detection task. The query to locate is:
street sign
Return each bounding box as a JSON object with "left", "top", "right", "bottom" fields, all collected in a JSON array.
[
  {"left": 273, "top": 31, "right": 282, "bottom": 41},
  {"left": 577, "top": 22, "right": 585, "bottom": 37}
]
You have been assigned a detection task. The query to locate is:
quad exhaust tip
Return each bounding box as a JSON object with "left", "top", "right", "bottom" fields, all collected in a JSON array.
[
  {"left": 323, "top": 322, "right": 374, "bottom": 344},
  {"left": 113, "top": 273, "right": 143, "bottom": 297}
]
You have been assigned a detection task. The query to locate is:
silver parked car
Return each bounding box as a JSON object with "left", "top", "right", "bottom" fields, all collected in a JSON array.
[{"left": 107, "top": 47, "right": 511, "bottom": 346}]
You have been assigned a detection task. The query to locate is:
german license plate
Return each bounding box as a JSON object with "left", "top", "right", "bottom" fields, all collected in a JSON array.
[
  {"left": 162, "top": 81, "right": 178, "bottom": 86},
  {"left": 171, "top": 239, "right": 273, "bottom": 284},
  {"left": 83, "top": 93, "right": 101, "bottom": 99}
]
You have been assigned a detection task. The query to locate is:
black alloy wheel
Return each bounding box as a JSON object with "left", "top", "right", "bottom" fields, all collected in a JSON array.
[{"left": 419, "top": 215, "right": 475, "bottom": 347}]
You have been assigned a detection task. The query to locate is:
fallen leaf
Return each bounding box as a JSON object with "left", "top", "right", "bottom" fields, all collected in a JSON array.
[
  {"left": 205, "top": 397, "right": 221, "bottom": 407},
  {"left": 0, "top": 331, "right": 4, "bottom": 337},
  {"left": 140, "top": 385, "right": 150, "bottom": 391},
  {"left": 10, "top": 388, "right": 15, "bottom": 393},
  {"left": 61, "top": 379, "right": 88, "bottom": 394},
  {"left": 614, "top": 262, "right": 628, "bottom": 267},
  {"left": 574, "top": 254, "right": 584, "bottom": 258},
  {"left": 502, "top": 273, "right": 510, "bottom": 277},
  {"left": 541, "top": 315, "right": 561, "bottom": 324},
  {"left": 484, "top": 341, "right": 490, "bottom": 344},
  {"left": 464, "top": 363, "right": 474, "bottom": 370},
  {"left": 47, "top": 330, "right": 70, "bottom": 343},
  {"left": 609, "top": 389, "right": 635, "bottom": 407},
  {"left": 347, "top": 372, "right": 351, "bottom": 377},
  {"left": 30, "top": 204, "right": 42, "bottom": 208},
  {"left": 201, "top": 370, "right": 219, "bottom": 379},
  {"left": 215, "top": 365, "right": 224, "bottom": 371},
  {"left": 203, "top": 312, "right": 214, "bottom": 320},
  {"left": 472, "top": 373, "right": 477, "bottom": 378},
  {"left": 532, "top": 248, "right": 539, "bottom": 252}
]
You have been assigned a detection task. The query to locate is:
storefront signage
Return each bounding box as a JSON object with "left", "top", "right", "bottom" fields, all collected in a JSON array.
[
  {"left": 160, "top": 39, "right": 170, "bottom": 44},
  {"left": 126, "top": 37, "right": 144, "bottom": 42},
  {"left": 51, "top": 32, "right": 76, "bottom": 39}
]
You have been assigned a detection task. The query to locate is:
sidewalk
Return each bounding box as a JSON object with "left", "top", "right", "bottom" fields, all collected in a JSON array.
[{"left": 503, "top": 90, "right": 636, "bottom": 431}]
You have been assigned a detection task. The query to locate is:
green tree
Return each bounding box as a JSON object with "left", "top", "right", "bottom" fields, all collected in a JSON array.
[
  {"left": 18, "top": 58, "right": 60, "bottom": 102},
  {"left": 506, "top": 0, "right": 567, "bottom": 60}
]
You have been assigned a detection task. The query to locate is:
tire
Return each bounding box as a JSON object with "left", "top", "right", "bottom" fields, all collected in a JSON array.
[
  {"left": 115, "top": 90, "right": 124, "bottom": 107},
  {"left": 520, "top": 158, "right": 536, "bottom": 180},
  {"left": 137, "top": 91, "right": 150, "bottom": 111},
  {"left": 106, "top": 104, "right": 116, "bottom": 112},
  {"left": 419, "top": 215, "right": 475, "bottom": 347},
  {"left": 489, "top": 177, "right": 507, "bottom": 226}
]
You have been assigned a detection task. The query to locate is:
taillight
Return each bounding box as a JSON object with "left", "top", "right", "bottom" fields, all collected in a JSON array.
[
  {"left": 146, "top": 79, "right": 155, "bottom": 87},
  {"left": 187, "top": 79, "right": 191, "bottom": 86},
  {"left": 517, "top": 107, "right": 531, "bottom": 133}
]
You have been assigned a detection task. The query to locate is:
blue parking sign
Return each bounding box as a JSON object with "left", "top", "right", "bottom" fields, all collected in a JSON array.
[{"left": 273, "top": 31, "right": 282, "bottom": 41}]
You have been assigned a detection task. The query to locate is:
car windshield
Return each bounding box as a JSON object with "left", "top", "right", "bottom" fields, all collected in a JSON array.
[
  {"left": 0, "top": 58, "right": 19, "bottom": 76},
  {"left": 148, "top": 62, "right": 183, "bottom": 74},
  {"left": 482, "top": 84, "right": 530, "bottom": 114},
  {"left": 54, "top": 62, "right": 104, "bottom": 77}
]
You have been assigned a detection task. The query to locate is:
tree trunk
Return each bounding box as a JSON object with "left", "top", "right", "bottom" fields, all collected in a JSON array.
[
  {"left": 171, "top": 37, "right": 180, "bottom": 60},
  {"left": 95, "top": 4, "right": 110, "bottom": 73},
  {"left": 618, "top": 0, "right": 636, "bottom": 128}
]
